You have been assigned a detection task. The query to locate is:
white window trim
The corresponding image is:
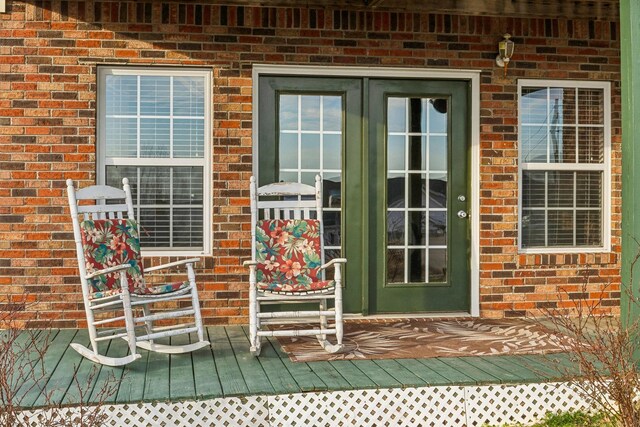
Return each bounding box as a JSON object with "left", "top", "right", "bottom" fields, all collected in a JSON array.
[
  {"left": 252, "top": 64, "right": 481, "bottom": 317},
  {"left": 97, "top": 66, "right": 212, "bottom": 257},
  {"left": 517, "top": 79, "right": 612, "bottom": 254}
]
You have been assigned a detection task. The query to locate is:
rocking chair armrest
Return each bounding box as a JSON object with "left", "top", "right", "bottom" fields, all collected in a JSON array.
[
  {"left": 145, "top": 257, "right": 201, "bottom": 273},
  {"left": 85, "top": 264, "right": 131, "bottom": 280},
  {"left": 319, "top": 258, "right": 347, "bottom": 271},
  {"left": 243, "top": 260, "right": 258, "bottom": 268}
]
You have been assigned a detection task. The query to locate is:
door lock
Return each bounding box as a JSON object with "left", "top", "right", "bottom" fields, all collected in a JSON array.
[
  {"left": 457, "top": 210, "right": 468, "bottom": 219},
  {"left": 457, "top": 195, "right": 466, "bottom": 202}
]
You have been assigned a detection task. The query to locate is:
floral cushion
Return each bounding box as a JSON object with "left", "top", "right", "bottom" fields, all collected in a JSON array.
[
  {"left": 89, "top": 281, "right": 190, "bottom": 300},
  {"left": 80, "top": 218, "right": 144, "bottom": 293},
  {"left": 255, "top": 219, "right": 335, "bottom": 293}
]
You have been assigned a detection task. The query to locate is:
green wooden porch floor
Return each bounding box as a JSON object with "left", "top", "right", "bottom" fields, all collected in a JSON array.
[{"left": 11, "top": 326, "right": 581, "bottom": 410}]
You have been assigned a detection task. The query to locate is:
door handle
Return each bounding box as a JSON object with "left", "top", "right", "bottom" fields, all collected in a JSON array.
[{"left": 457, "top": 210, "right": 468, "bottom": 219}]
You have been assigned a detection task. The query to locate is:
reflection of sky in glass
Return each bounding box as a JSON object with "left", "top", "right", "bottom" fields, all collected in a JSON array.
[
  {"left": 301, "top": 134, "right": 320, "bottom": 169},
  {"left": 388, "top": 98, "right": 406, "bottom": 132},
  {"left": 301, "top": 96, "right": 321, "bottom": 131},
  {"left": 323, "top": 96, "right": 342, "bottom": 132},
  {"left": 428, "top": 100, "right": 447, "bottom": 133},
  {"left": 279, "top": 95, "right": 298, "bottom": 131},
  {"left": 429, "top": 136, "right": 447, "bottom": 171}
]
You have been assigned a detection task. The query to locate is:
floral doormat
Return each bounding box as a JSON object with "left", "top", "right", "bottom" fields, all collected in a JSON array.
[{"left": 274, "top": 318, "right": 569, "bottom": 362}]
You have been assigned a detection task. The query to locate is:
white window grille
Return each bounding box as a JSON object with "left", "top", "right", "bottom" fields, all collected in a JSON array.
[
  {"left": 97, "top": 67, "right": 211, "bottom": 255},
  {"left": 518, "top": 80, "right": 611, "bottom": 252}
]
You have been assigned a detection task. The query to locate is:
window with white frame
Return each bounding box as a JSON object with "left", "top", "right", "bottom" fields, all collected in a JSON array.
[
  {"left": 97, "top": 67, "right": 211, "bottom": 254},
  {"left": 518, "top": 80, "right": 610, "bottom": 251}
]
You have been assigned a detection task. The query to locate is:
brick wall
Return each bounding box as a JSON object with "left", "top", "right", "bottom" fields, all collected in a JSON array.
[{"left": 0, "top": 1, "right": 621, "bottom": 327}]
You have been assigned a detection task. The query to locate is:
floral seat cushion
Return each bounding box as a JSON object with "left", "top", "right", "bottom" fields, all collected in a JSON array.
[
  {"left": 80, "top": 218, "right": 145, "bottom": 293},
  {"left": 89, "top": 281, "right": 190, "bottom": 300},
  {"left": 255, "top": 219, "right": 335, "bottom": 293}
]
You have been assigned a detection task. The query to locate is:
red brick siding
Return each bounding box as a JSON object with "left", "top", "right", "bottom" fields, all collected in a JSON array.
[{"left": 0, "top": 1, "right": 621, "bottom": 327}]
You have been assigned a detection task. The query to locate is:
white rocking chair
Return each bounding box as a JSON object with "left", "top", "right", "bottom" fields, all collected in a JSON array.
[
  {"left": 244, "top": 175, "right": 346, "bottom": 356},
  {"left": 66, "top": 178, "right": 210, "bottom": 366}
]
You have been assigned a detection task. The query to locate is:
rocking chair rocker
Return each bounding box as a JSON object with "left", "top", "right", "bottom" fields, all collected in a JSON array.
[
  {"left": 244, "top": 175, "right": 346, "bottom": 356},
  {"left": 66, "top": 178, "right": 210, "bottom": 366}
]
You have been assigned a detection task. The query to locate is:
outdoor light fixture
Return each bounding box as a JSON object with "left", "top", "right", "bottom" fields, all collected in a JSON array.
[{"left": 496, "top": 33, "right": 515, "bottom": 76}]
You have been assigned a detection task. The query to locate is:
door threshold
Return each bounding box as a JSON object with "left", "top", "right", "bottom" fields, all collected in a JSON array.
[{"left": 344, "top": 312, "right": 476, "bottom": 320}]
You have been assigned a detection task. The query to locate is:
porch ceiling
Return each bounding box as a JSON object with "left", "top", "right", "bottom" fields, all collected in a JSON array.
[{"left": 220, "top": 0, "right": 620, "bottom": 20}]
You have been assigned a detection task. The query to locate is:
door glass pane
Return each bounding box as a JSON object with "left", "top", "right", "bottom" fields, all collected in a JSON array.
[
  {"left": 277, "top": 94, "right": 343, "bottom": 262},
  {"left": 387, "top": 97, "right": 448, "bottom": 284}
]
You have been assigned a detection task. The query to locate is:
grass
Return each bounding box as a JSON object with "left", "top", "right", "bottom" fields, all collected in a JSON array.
[{"left": 487, "top": 411, "right": 616, "bottom": 427}]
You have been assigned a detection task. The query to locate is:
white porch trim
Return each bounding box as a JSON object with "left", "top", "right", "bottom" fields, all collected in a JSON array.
[{"left": 252, "top": 64, "right": 481, "bottom": 317}]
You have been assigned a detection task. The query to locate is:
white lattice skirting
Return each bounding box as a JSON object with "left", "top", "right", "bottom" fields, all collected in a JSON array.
[{"left": 20, "top": 382, "right": 596, "bottom": 427}]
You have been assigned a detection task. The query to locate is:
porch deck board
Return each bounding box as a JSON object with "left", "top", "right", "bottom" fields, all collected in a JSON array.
[
  {"left": 395, "top": 358, "right": 451, "bottom": 386},
  {"left": 12, "top": 326, "right": 578, "bottom": 410},
  {"left": 169, "top": 334, "right": 197, "bottom": 400},
  {"left": 190, "top": 332, "right": 223, "bottom": 399},
  {"left": 373, "top": 359, "right": 429, "bottom": 388}
]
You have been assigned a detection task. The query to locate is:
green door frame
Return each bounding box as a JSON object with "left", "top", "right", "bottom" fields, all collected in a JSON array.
[{"left": 252, "top": 65, "right": 481, "bottom": 316}]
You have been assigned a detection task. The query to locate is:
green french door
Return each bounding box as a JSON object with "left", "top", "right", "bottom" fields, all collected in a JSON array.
[
  {"left": 258, "top": 76, "right": 470, "bottom": 314},
  {"left": 368, "top": 79, "right": 470, "bottom": 313}
]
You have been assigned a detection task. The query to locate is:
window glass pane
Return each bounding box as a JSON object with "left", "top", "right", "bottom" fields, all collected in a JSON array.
[
  {"left": 387, "top": 249, "right": 405, "bottom": 283},
  {"left": 387, "top": 173, "right": 405, "bottom": 208},
  {"left": 323, "top": 211, "right": 341, "bottom": 246},
  {"left": 522, "top": 171, "right": 546, "bottom": 208},
  {"left": 387, "top": 211, "right": 405, "bottom": 246},
  {"left": 578, "top": 127, "right": 604, "bottom": 163},
  {"left": 140, "top": 118, "right": 170, "bottom": 158},
  {"left": 139, "top": 208, "right": 170, "bottom": 247},
  {"left": 429, "top": 173, "right": 447, "bottom": 209},
  {"left": 105, "top": 75, "right": 137, "bottom": 115},
  {"left": 429, "top": 211, "right": 447, "bottom": 245},
  {"left": 323, "top": 174, "right": 342, "bottom": 208},
  {"left": 173, "top": 208, "right": 203, "bottom": 247},
  {"left": 407, "top": 135, "right": 424, "bottom": 171},
  {"left": 301, "top": 133, "right": 320, "bottom": 169},
  {"left": 576, "top": 210, "right": 602, "bottom": 246},
  {"left": 407, "top": 98, "right": 425, "bottom": 133},
  {"left": 105, "top": 165, "right": 137, "bottom": 199},
  {"left": 279, "top": 133, "right": 298, "bottom": 169},
  {"left": 547, "top": 171, "right": 574, "bottom": 208},
  {"left": 105, "top": 117, "right": 137, "bottom": 158},
  {"left": 173, "top": 77, "right": 204, "bottom": 117},
  {"left": 388, "top": 97, "right": 406, "bottom": 133},
  {"left": 301, "top": 172, "right": 319, "bottom": 186},
  {"left": 301, "top": 96, "right": 321, "bottom": 131},
  {"left": 408, "top": 248, "right": 426, "bottom": 282},
  {"left": 409, "top": 211, "right": 426, "bottom": 245},
  {"left": 521, "top": 210, "right": 546, "bottom": 248},
  {"left": 140, "top": 167, "right": 170, "bottom": 205},
  {"left": 428, "top": 99, "right": 447, "bottom": 133},
  {"left": 576, "top": 172, "right": 602, "bottom": 208},
  {"left": 551, "top": 126, "right": 576, "bottom": 163},
  {"left": 407, "top": 173, "right": 426, "bottom": 208},
  {"left": 521, "top": 125, "right": 548, "bottom": 162},
  {"left": 429, "top": 135, "right": 447, "bottom": 171},
  {"left": 279, "top": 95, "right": 298, "bottom": 131},
  {"left": 521, "top": 87, "right": 548, "bottom": 123},
  {"left": 548, "top": 210, "right": 575, "bottom": 246},
  {"left": 387, "top": 135, "right": 405, "bottom": 170},
  {"left": 323, "top": 134, "right": 341, "bottom": 170},
  {"left": 140, "top": 76, "right": 170, "bottom": 116},
  {"left": 173, "top": 119, "right": 204, "bottom": 158},
  {"left": 549, "top": 87, "right": 576, "bottom": 125},
  {"left": 322, "top": 96, "right": 342, "bottom": 132},
  {"left": 173, "top": 167, "right": 203, "bottom": 205},
  {"left": 578, "top": 88, "right": 604, "bottom": 125},
  {"left": 429, "top": 248, "right": 446, "bottom": 282}
]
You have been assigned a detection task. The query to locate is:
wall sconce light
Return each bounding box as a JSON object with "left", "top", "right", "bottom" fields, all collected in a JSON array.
[{"left": 496, "top": 33, "right": 515, "bottom": 76}]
